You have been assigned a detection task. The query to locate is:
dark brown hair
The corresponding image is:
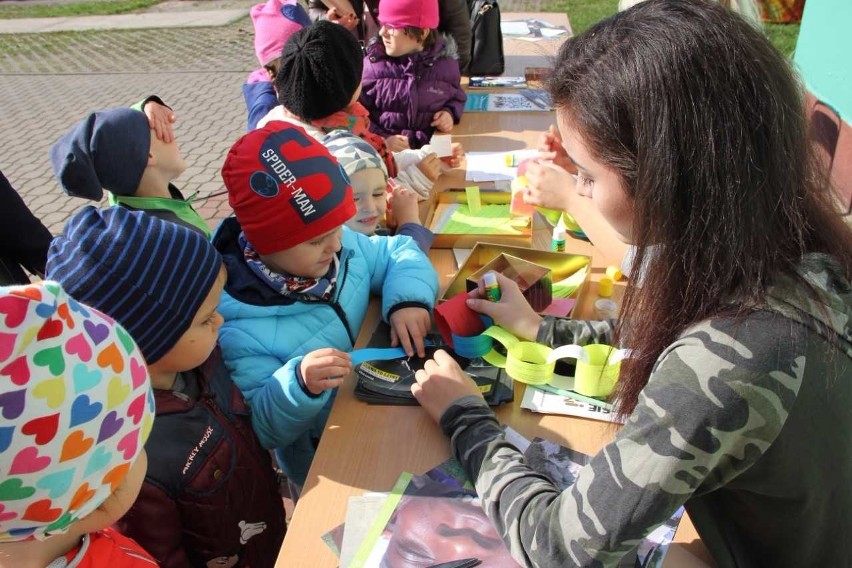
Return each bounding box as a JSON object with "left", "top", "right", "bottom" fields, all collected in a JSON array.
[
  {"left": 546, "top": 0, "right": 852, "bottom": 416},
  {"left": 402, "top": 26, "right": 437, "bottom": 51}
]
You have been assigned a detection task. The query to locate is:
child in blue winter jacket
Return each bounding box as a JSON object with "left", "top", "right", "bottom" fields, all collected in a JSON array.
[
  {"left": 360, "top": 0, "right": 466, "bottom": 149},
  {"left": 213, "top": 121, "right": 439, "bottom": 491}
]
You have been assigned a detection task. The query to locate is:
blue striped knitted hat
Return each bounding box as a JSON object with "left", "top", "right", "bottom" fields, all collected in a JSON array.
[{"left": 45, "top": 206, "right": 222, "bottom": 364}]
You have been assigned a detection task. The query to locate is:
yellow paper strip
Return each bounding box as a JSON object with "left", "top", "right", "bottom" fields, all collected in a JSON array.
[{"left": 465, "top": 185, "right": 482, "bottom": 214}]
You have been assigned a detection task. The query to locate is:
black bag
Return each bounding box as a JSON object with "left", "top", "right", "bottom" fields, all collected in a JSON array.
[{"left": 468, "top": 0, "right": 504, "bottom": 76}]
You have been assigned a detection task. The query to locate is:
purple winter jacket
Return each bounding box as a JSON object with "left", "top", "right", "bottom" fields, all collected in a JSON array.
[{"left": 360, "top": 33, "right": 467, "bottom": 149}]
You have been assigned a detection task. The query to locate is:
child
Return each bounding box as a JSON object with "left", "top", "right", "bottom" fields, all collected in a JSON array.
[
  {"left": 50, "top": 101, "right": 210, "bottom": 237},
  {"left": 0, "top": 281, "right": 157, "bottom": 567},
  {"left": 259, "top": 20, "right": 449, "bottom": 200},
  {"left": 322, "top": 129, "right": 433, "bottom": 252},
  {"left": 360, "top": 0, "right": 466, "bottom": 150},
  {"left": 47, "top": 207, "right": 286, "bottom": 568},
  {"left": 213, "top": 121, "right": 439, "bottom": 491},
  {"left": 412, "top": 2, "right": 852, "bottom": 567},
  {"left": 243, "top": 0, "right": 311, "bottom": 131}
]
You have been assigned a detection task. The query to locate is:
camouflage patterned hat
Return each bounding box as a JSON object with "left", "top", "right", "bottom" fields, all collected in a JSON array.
[{"left": 322, "top": 130, "right": 388, "bottom": 180}]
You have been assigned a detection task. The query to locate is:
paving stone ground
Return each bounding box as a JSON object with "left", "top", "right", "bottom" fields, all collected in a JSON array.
[{"left": 0, "top": 0, "right": 552, "bottom": 235}]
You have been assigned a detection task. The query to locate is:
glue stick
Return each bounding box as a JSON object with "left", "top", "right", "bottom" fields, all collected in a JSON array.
[
  {"left": 483, "top": 271, "right": 501, "bottom": 302},
  {"left": 551, "top": 224, "right": 566, "bottom": 253}
]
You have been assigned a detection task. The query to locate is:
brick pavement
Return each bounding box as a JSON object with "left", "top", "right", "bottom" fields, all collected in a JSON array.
[
  {"left": 0, "top": 20, "right": 258, "bottom": 233},
  {"left": 0, "top": 0, "right": 552, "bottom": 235}
]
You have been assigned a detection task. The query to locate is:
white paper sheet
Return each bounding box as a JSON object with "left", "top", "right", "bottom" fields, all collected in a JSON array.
[
  {"left": 429, "top": 134, "right": 452, "bottom": 157},
  {"left": 464, "top": 149, "right": 538, "bottom": 182}
]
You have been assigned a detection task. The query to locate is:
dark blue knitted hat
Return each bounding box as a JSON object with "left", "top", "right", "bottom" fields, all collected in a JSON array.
[
  {"left": 46, "top": 206, "right": 222, "bottom": 364},
  {"left": 50, "top": 107, "right": 150, "bottom": 201}
]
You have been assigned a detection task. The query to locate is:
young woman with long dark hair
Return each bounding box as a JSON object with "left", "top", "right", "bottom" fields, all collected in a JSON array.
[{"left": 411, "top": 1, "right": 852, "bottom": 566}]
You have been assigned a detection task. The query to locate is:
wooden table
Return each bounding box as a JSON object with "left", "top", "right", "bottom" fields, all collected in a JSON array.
[{"left": 276, "top": 13, "right": 714, "bottom": 567}]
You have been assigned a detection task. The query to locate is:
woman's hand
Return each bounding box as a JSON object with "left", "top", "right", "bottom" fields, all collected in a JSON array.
[
  {"left": 523, "top": 159, "right": 575, "bottom": 211},
  {"left": 465, "top": 272, "right": 542, "bottom": 341},
  {"left": 537, "top": 124, "right": 574, "bottom": 172},
  {"left": 411, "top": 349, "right": 485, "bottom": 423}
]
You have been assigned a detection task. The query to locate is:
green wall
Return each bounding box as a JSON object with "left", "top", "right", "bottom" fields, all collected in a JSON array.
[{"left": 794, "top": 0, "right": 852, "bottom": 119}]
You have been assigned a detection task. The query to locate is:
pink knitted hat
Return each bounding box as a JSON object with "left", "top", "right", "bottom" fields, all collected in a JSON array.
[
  {"left": 379, "top": 0, "right": 439, "bottom": 29},
  {"left": 251, "top": 0, "right": 310, "bottom": 67}
]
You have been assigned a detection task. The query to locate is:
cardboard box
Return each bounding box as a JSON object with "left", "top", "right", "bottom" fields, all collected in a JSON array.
[
  {"left": 441, "top": 243, "right": 591, "bottom": 316},
  {"left": 423, "top": 189, "right": 540, "bottom": 249},
  {"left": 466, "top": 253, "right": 552, "bottom": 311}
]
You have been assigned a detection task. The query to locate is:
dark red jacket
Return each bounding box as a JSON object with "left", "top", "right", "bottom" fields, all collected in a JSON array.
[{"left": 117, "top": 347, "right": 285, "bottom": 568}]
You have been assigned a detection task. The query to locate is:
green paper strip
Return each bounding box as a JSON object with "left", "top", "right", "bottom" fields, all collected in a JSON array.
[
  {"left": 348, "top": 472, "right": 414, "bottom": 568},
  {"left": 481, "top": 325, "right": 520, "bottom": 367}
]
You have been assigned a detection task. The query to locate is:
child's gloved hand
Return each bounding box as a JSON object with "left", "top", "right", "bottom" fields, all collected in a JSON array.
[
  {"left": 389, "top": 307, "right": 431, "bottom": 358},
  {"left": 523, "top": 159, "right": 576, "bottom": 210},
  {"left": 465, "top": 271, "right": 542, "bottom": 341},
  {"left": 300, "top": 348, "right": 353, "bottom": 395},
  {"left": 537, "top": 125, "right": 575, "bottom": 173},
  {"left": 143, "top": 99, "right": 176, "bottom": 144},
  {"left": 385, "top": 135, "right": 410, "bottom": 153},
  {"left": 411, "top": 349, "right": 485, "bottom": 423},
  {"left": 430, "top": 110, "right": 454, "bottom": 133},
  {"left": 416, "top": 153, "right": 441, "bottom": 182},
  {"left": 388, "top": 184, "right": 420, "bottom": 226}
]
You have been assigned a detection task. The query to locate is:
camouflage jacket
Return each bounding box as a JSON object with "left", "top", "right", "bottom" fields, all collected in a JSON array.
[{"left": 440, "top": 253, "right": 852, "bottom": 567}]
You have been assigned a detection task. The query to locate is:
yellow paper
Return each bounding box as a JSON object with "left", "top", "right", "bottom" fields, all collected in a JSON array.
[{"left": 465, "top": 185, "right": 482, "bottom": 214}]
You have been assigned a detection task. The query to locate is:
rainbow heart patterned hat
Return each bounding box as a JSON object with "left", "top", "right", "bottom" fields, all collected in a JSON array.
[{"left": 0, "top": 281, "right": 155, "bottom": 542}]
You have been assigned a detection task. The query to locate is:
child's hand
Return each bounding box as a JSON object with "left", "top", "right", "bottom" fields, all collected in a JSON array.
[
  {"left": 326, "top": 6, "right": 359, "bottom": 30},
  {"left": 389, "top": 307, "right": 431, "bottom": 358},
  {"left": 537, "top": 125, "right": 574, "bottom": 173},
  {"left": 416, "top": 153, "right": 442, "bottom": 182},
  {"left": 388, "top": 184, "right": 420, "bottom": 226},
  {"left": 300, "top": 348, "right": 352, "bottom": 395},
  {"left": 523, "top": 159, "right": 576, "bottom": 210},
  {"left": 465, "top": 272, "right": 542, "bottom": 341},
  {"left": 143, "top": 100, "right": 176, "bottom": 143},
  {"left": 431, "top": 110, "right": 454, "bottom": 133},
  {"left": 385, "top": 135, "right": 410, "bottom": 153},
  {"left": 411, "top": 349, "right": 485, "bottom": 423},
  {"left": 440, "top": 142, "right": 465, "bottom": 169}
]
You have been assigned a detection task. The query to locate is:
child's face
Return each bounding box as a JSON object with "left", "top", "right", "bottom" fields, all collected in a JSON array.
[
  {"left": 346, "top": 168, "right": 388, "bottom": 235},
  {"left": 149, "top": 129, "right": 187, "bottom": 179},
  {"left": 260, "top": 226, "right": 344, "bottom": 279},
  {"left": 148, "top": 266, "right": 226, "bottom": 385},
  {"left": 74, "top": 449, "right": 148, "bottom": 535},
  {"left": 379, "top": 24, "right": 426, "bottom": 57}
]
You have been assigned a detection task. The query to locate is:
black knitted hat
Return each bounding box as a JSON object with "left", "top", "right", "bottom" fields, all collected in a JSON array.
[{"left": 275, "top": 20, "right": 364, "bottom": 121}]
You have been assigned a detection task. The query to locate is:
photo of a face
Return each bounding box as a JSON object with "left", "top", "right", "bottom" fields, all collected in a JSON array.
[{"left": 377, "top": 479, "right": 520, "bottom": 568}]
